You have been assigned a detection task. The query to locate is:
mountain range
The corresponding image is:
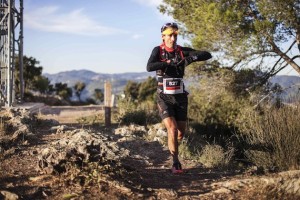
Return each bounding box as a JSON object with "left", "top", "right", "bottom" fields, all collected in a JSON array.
[
  {"left": 44, "top": 70, "right": 155, "bottom": 101},
  {"left": 270, "top": 75, "right": 300, "bottom": 101},
  {"left": 43, "top": 70, "right": 300, "bottom": 101}
]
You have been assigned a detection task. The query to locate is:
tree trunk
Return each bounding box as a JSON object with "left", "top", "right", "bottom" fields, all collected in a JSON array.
[{"left": 269, "top": 38, "right": 300, "bottom": 75}]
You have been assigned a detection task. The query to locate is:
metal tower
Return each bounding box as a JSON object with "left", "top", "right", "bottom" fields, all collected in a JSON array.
[{"left": 0, "top": 0, "right": 23, "bottom": 107}]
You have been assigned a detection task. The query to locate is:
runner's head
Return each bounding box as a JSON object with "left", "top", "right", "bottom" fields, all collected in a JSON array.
[
  {"left": 161, "top": 22, "right": 178, "bottom": 48},
  {"left": 161, "top": 22, "right": 178, "bottom": 35}
]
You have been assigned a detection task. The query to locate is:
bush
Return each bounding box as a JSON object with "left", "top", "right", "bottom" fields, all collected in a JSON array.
[
  {"left": 118, "top": 110, "right": 147, "bottom": 126},
  {"left": 187, "top": 68, "right": 253, "bottom": 149},
  {"left": 0, "top": 115, "right": 14, "bottom": 136},
  {"left": 177, "top": 126, "right": 208, "bottom": 160},
  {"left": 176, "top": 125, "right": 235, "bottom": 169},
  {"left": 76, "top": 113, "right": 105, "bottom": 126},
  {"left": 117, "top": 98, "right": 160, "bottom": 126},
  {"left": 198, "top": 144, "right": 234, "bottom": 168},
  {"left": 237, "top": 101, "right": 300, "bottom": 171},
  {"left": 186, "top": 67, "right": 285, "bottom": 168}
]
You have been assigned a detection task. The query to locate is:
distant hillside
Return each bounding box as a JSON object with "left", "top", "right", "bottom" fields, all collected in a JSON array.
[
  {"left": 44, "top": 70, "right": 300, "bottom": 102},
  {"left": 270, "top": 75, "right": 300, "bottom": 96},
  {"left": 43, "top": 70, "right": 155, "bottom": 101},
  {"left": 270, "top": 75, "right": 300, "bottom": 87}
]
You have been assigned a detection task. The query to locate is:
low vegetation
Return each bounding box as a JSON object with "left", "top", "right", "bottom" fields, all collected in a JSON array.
[
  {"left": 114, "top": 76, "right": 157, "bottom": 123},
  {"left": 238, "top": 101, "right": 300, "bottom": 171},
  {"left": 9, "top": 53, "right": 300, "bottom": 173},
  {"left": 76, "top": 113, "right": 105, "bottom": 127},
  {"left": 116, "top": 66, "right": 300, "bottom": 172}
]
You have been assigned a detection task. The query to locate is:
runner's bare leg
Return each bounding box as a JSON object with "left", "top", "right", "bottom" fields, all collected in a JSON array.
[
  {"left": 163, "top": 117, "right": 179, "bottom": 163},
  {"left": 177, "top": 121, "right": 186, "bottom": 141}
]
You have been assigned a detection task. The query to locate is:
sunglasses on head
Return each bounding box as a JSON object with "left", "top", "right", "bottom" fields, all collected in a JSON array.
[{"left": 161, "top": 22, "right": 178, "bottom": 33}]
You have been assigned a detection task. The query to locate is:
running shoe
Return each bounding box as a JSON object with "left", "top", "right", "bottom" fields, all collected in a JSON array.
[{"left": 172, "top": 162, "right": 183, "bottom": 174}]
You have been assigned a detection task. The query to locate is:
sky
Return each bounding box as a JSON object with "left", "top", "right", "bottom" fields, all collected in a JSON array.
[
  {"left": 23, "top": 0, "right": 176, "bottom": 75},
  {"left": 23, "top": 0, "right": 299, "bottom": 76}
]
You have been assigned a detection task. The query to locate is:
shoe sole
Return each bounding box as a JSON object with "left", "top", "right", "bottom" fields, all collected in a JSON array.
[{"left": 171, "top": 168, "right": 184, "bottom": 174}]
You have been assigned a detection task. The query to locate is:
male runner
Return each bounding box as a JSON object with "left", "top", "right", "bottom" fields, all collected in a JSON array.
[{"left": 146, "top": 22, "right": 212, "bottom": 173}]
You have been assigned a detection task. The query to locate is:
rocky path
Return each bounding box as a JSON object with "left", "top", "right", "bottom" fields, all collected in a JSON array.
[{"left": 1, "top": 108, "right": 300, "bottom": 200}]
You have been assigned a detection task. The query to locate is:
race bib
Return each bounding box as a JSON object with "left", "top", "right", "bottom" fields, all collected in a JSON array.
[{"left": 163, "top": 78, "right": 184, "bottom": 94}]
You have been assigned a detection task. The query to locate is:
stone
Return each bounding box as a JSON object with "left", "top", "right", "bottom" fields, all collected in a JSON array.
[{"left": 0, "top": 190, "right": 19, "bottom": 200}]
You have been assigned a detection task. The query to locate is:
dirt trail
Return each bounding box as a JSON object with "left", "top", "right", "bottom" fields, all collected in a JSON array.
[{"left": 1, "top": 107, "right": 300, "bottom": 200}]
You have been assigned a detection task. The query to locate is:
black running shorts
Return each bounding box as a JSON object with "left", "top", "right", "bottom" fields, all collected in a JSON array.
[{"left": 156, "top": 92, "right": 188, "bottom": 121}]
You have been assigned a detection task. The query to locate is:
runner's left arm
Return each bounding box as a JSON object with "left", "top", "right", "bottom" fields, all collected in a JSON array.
[{"left": 181, "top": 47, "right": 212, "bottom": 66}]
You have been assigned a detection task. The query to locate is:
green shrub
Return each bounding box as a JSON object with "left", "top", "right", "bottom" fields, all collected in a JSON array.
[
  {"left": 0, "top": 116, "right": 12, "bottom": 136},
  {"left": 117, "top": 98, "right": 160, "bottom": 126},
  {"left": 118, "top": 110, "right": 147, "bottom": 126},
  {"left": 186, "top": 68, "right": 282, "bottom": 167},
  {"left": 198, "top": 144, "right": 234, "bottom": 168},
  {"left": 177, "top": 126, "right": 208, "bottom": 160},
  {"left": 76, "top": 114, "right": 105, "bottom": 126},
  {"left": 237, "top": 102, "right": 300, "bottom": 171},
  {"left": 187, "top": 68, "right": 254, "bottom": 150}
]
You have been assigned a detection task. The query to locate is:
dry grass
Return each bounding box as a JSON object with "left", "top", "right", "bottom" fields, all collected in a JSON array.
[
  {"left": 0, "top": 112, "right": 12, "bottom": 136},
  {"left": 240, "top": 102, "right": 300, "bottom": 170},
  {"left": 38, "top": 106, "right": 106, "bottom": 124},
  {"left": 198, "top": 144, "right": 234, "bottom": 168}
]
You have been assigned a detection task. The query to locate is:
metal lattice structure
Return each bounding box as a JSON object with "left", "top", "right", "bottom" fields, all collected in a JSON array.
[{"left": 0, "top": 0, "right": 23, "bottom": 107}]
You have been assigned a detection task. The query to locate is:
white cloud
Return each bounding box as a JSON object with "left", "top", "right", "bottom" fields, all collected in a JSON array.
[
  {"left": 132, "top": 0, "right": 163, "bottom": 7},
  {"left": 24, "top": 6, "right": 129, "bottom": 36},
  {"left": 132, "top": 0, "right": 173, "bottom": 22},
  {"left": 132, "top": 34, "right": 143, "bottom": 39}
]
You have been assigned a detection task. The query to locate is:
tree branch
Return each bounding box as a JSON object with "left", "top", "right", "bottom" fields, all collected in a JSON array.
[{"left": 268, "top": 37, "right": 300, "bottom": 74}]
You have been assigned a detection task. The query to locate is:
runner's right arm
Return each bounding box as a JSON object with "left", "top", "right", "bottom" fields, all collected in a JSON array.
[{"left": 146, "top": 46, "right": 169, "bottom": 72}]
